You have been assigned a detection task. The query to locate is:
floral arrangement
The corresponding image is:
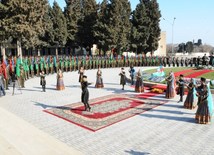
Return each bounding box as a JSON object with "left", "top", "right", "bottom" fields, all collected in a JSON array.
[
  {"left": 151, "top": 88, "right": 164, "bottom": 94},
  {"left": 197, "top": 65, "right": 214, "bottom": 70}
]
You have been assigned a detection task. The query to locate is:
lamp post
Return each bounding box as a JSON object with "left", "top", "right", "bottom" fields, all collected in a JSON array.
[{"left": 163, "top": 17, "right": 176, "bottom": 55}]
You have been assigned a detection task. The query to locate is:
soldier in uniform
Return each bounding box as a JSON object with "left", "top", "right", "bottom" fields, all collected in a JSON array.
[
  {"left": 40, "top": 56, "right": 44, "bottom": 73},
  {"left": 68, "top": 56, "right": 71, "bottom": 72},
  {"left": 190, "top": 57, "right": 193, "bottom": 67},
  {"left": 20, "top": 65, "right": 25, "bottom": 88},
  {"left": 172, "top": 57, "right": 176, "bottom": 67},
  {"left": 59, "top": 57, "right": 64, "bottom": 72},
  {"left": 26, "top": 57, "right": 30, "bottom": 79},
  {"left": 85, "top": 56, "right": 89, "bottom": 70},
  {"left": 176, "top": 57, "right": 179, "bottom": 67},
  {"left": 203, "top": 54, "right": 209, "bottom": 66},
  {"left": 65, "top": 57, "right": 68, "bottom": 72},
  {"left": 168, "top": 56, "right": 172, "bottom": 67},
  {"left": 112, "top": 57, "right": 116, "bottom": 68},
  {"left": 163, "top": 57, "right": 167, "bottom": 67},
  {"left": 89, "top": 56, "right": 92, "bottom": 69},
  {"left": 105, "top": 56, "right": 108, "bottom": 68},
  {"left": 180, "top": 57, "right": 184, "bottom": 67},
  {"left": 185, "top": 57, "right": 189, "bottom": 67},
  {"left": 50, "top": 56, "right": 54, "bottom": 74},
  {"left": 196, "top": 56, "right": 200, "bottom": 68},
  {"left": 35, "top": 57, "right": 39, "bottom": 76},
  {"left": 151, "top": 56, "right": 155, "bottom": 66},
  {"left": 82, "top": 56, "right": 86, "bottom": 70},
  {"left": 101, "top": 57, "right": 105, "bottom": 68},
  {"left": 29, "top": 56, "right": 34, "bottom": 78},
  {"left": 45, "top": 56, "right": 49, "bottom": 75},
  {"left": 98, "top": 57, "right": 102, "bottom": 69},
  {"left": 72, "top": 56, "right": 75, "bottom": 71},
  {"left": 78, "top": 56, "right": 82, "bottom": 71}
]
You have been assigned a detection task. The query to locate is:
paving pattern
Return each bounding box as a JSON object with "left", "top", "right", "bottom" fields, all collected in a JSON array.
[{"left": 0, "top": 67, "right": 214, "bottom": 155}]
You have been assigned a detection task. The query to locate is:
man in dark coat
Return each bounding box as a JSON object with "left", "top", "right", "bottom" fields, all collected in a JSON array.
[
  {"left": 129, "top": 65, "right": 135, "bottom": 85},
  {"left": 11, "top": 69, "right": 17, "bottom": 96},
  {"left": 176, "top": 57, "right": 180, "bottom": 67},
  {"left": 209, "top": 53, "right": 214, "bottom": 66},
  {"left": 177, "top": 74, "right": 185, "bottom": 102},
  {"left": 81, "top": 75, "right": 91, "bottom": 111}
]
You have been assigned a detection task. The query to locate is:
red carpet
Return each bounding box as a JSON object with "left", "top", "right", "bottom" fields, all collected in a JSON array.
[
  {"left": 185, "top": 70, "right": 213, "bottom": 78},
  {"left": 136, "top": 92, "right": 160, "bottom": 98},
  {"left": 174, "top": 69, "right": 194, "bottom": 77},
  {"left": 44, "top": 94, "right": 166, "bottom": 132}
]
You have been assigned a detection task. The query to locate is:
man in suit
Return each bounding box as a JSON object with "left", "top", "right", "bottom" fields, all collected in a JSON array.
[{"left": 177, "top": 74, "right": 185, "bottom": 103}]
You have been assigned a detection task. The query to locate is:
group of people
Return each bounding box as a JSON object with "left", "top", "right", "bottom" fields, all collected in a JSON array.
[
  {"left": 165, "top": 72, "right": 213, "bottom": 124},
  {"left": 117, "top": 66, "right": 144, "bottom": 93},
  {"left": 0, "top": 53, "right": 213, "bottom": 124},
  {"left": 163, "top": 53, "right": 214, "bottom": 68},
  {"left": 0, "top": 52, "right": 214, "bottom": 96}
]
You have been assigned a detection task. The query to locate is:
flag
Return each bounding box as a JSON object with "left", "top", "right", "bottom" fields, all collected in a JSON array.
[{"left": 159, "top": 65, "right": 164, "bottom": 72}]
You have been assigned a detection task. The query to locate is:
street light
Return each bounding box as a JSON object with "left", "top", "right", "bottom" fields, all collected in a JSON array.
[{"left": 163, "top": 17, "right": 176, "bottom": 55}]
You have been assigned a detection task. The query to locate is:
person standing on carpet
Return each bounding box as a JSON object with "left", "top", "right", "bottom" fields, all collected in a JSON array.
[
  {"left": 165, "top": 71, "right": 176, "bottom": 99},
  {"left": 119, "top": 68, "right": 126, "bottom": 90},
  {"left": 195, "top": 77, "right": 213, "bottom": 124},
  {"left": 81, "top": 75, "right": 91, "bottom": 111},
  {"left": 184, "top": 78, "right": 197, "bottom": 109},
  {"left": 95, "top": 66, "right": 104, "bottom": 88},
  {"left": 56, "top": 69, "right": 65, "bottom": 90},
  {"left": 135, "top": 69, "right": 144, "bottom": 93},
  {"left": 176, "top": 74, "right": 185, "bottom": 103},
  {"left": 129, "top": 65, "right": 135, "bottom": 85},
  {"left": 78, "top": 66, "right": 85, "bottom": 84}
]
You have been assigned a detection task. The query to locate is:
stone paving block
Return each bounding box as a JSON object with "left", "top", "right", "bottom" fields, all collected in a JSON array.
[{"left": 0, "top": 67, "right": 214, "bottom": 155}]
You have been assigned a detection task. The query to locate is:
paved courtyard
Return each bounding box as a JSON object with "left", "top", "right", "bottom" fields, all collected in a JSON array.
[{"left": 0, "top": 67, "right": 214, "bottom": 155}]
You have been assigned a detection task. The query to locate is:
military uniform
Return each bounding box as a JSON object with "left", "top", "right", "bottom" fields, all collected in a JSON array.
[
  {"left": 176, "top": 57, "right": 180, "bottom": 67},
  {"left": 172, "top": 57, "right": 176, "bottom": 67},
  {"left": 180, "top": 57, "right": 184, "bottom": 67},
  {"left": 20, "top": 66, "right": 25, "bottom": 88},
  {"left": 185, "top": 58, "right": 189, "bottom": 67},
  {"left": 35, "top": 60, "right": 39, "bottom": 76}
]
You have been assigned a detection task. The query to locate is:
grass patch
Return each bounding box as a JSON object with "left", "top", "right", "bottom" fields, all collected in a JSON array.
[
  {"left": 143, "top": 67, "right": 194, "bottom": 76},
  {"left": 196, "top": 71, "right": 214, "bottom": 80},
  {"left": 143, "top": 67, "right": 214, "bottom": 88}
]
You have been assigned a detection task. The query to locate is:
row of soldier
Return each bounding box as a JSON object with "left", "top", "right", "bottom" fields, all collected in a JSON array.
[
  {"left": 0, "top": 53, "right": 213, "bottom": 92},
  {"left": 165, "top": 53, "right": 213, "bottom": 68}
]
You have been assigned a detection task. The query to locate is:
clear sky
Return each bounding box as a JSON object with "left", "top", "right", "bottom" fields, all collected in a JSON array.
[{"left": 49, "top": 0, "right": 214, "bottom": 46}]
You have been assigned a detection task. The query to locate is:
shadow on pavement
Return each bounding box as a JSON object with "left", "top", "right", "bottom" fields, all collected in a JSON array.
[
  {"left": 104, "top": 87, "right": 135, "bottom": 94},
  {"left": 125, "top": 149, "right": 150, "bottom": 155},
  {"left": 33, "top": 86, "right": 56, "bottom": 90},
  {"left": 32, "top": 101, "right": 71, "bottom": 110},
  {"left": 150, "top": 109, "right": 194, "bottom": 115},
  {"left": 139, "top": 113, "right": 195, "bottom": 123}
]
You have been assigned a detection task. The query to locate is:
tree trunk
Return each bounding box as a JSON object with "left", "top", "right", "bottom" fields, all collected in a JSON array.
[
  {"left": 17, "top": 40, "right": 22, "bottom": 62},
  {"left": 0, "top": 46, "right": 6, "bottom": 59},
  {"left": 55, "top": 47, "right": 58, "bottom": 56}
]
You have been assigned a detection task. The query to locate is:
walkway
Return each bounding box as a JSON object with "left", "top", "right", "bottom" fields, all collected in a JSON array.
[{"left": 0, "top": 67, "right": 214, "bottom": 155}]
